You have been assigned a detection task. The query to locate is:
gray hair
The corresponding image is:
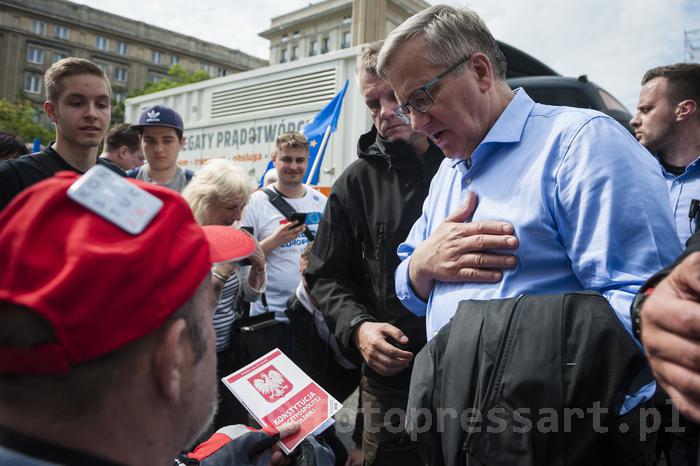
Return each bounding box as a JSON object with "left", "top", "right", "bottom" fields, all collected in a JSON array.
[
  {"left": 182, "top": 158, "right": 253, "bottom": 225},
  {"left": 356, "top": 40, "right": 384, "bottom": 78},
  {"left": 376, "top": 4, "right": 507, "bottom": 81}
]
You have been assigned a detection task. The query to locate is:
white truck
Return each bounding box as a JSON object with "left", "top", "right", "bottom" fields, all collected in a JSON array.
[
  {"left": 124, "top": 47, "right": 369, "bottom": 192},
  {"left": 125, "top": 42, "right": 630, "bottom": 191}
]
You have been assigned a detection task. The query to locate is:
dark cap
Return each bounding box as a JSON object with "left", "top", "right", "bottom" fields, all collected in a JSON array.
[{"left": 132, "top": 104, "right": 184, "bottom": 134}]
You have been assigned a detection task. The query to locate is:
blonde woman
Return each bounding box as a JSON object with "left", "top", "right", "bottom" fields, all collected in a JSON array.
[{"left": 182, "top": 158, "right": 266, "bottom": 428}]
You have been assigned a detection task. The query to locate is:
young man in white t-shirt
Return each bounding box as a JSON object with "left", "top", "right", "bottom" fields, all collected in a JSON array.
[{"left": 241, "top": 132, "right": 327, "bottom": 326}]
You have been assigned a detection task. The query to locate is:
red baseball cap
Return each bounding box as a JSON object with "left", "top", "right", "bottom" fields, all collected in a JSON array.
[{"left": 0, "top": 171, "right": 256, "bottom": 375}]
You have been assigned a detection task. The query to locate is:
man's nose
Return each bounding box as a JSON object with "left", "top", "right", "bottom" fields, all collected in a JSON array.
[
  {"left": 84, "top": 103, "right": 98, "bottom": 120},
  {"left": 630, "top": 113, "right": 641, "bottom": 128},
  {"left": 380, "top": 102, "right": 396, "bottom": 121}
]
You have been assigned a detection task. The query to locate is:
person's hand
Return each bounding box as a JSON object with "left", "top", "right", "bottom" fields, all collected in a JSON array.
[
  {"left": 642, "top": 252, "right": 700, "bottom": 423},
  {"left": 248, "top": 241, "right": 266, "bottom": 271},
  {"left": 408, "top": 191, "right": 518, "bottom": 300},
  {"left": 267, "top": 423, "right": 300, "bottom": 466},
  {"left": 261, "top": 220, "right": 306, "bottom": 255},
  {"left": 239, "top": 230, "right": 266, "bottom": 291},
  {"left": 191, "top": 423, "right": 300, "bottom": 466},
  {"left": 344, "top": 446, "right": 363, "bottom": 466},
  {"left": 353, "top": 322, "right": 414, "bottom": 376},
  {"left": 214, "top": 261, "right": 239, "bottom": 278},
  {"left": 211, "top": 261, "right": 240, "bottom": 295}
]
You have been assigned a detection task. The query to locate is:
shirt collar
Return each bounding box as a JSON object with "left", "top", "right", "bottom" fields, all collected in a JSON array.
[{"left": 448, "top": 88, "right": 535, "bottom": 168}]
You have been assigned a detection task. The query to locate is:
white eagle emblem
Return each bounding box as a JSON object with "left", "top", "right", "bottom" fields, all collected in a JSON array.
[{"left": 250, "top": 366, "right": 292, "bottom": 402}]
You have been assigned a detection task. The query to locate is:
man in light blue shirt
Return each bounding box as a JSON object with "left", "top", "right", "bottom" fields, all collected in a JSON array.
[
  {"left": 629, "top": 62, "right": 700, "bottom": 466},
  {"left": 376, "top": 5, "right": 680, "bottom": 413},
  {"left": 630, "top": 63, "right": 700, "bottom": 245}
]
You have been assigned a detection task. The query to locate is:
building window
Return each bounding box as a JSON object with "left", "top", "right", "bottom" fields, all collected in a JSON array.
[
  {"left": 201, "top": 64, "right": 213, "bottom": 76},
  {"left": 280, "top": 48, "right": 287, "bottom": 63},
  {"left": 113, "top": 92, "right": 125, "bottom": 103},
  {"left": 217, "top": 68, "right": 227, "bottom": 77},
  {"left": 152, "top": 51, "right": 162, "bottom": 64},
  {"left": 26, "top": 46, "right": 44, "bottom": 64},
  {"left": 292, "top": 31, "right": 300, "bottom": 39},
  {"left": 95, "top": 36, "right": 108, "bottom": 51},
  {"left": 341, "top": 31, "right": 351, "bottom": 49},
  {"left": 54, "top": 25, "right": 69, "bottom": 40},
  {"left": 309, "top": 40, "right": 317, "bottom": 56},
  {"left": 114, "top": 67, "right": 128, "bottom": 82},
  {"left": 24, "top": 72, "right": 42, "bottom": 94},
  {"left": 341, "top": 15, "right": 352, "bottom": 25},
  {"left": 117, "top": 42, "right": 128, "bottom": 55},
  {"left": 52, "top": 53, "right": 67, "bottom": 63},
  {"left": 321, "top": 37, "right": 329, "bottom": 53},
  {"left": 291, "top": 46, "right": 298, "bottom": 61},
  {"left": 171, "top": 55, "right": 180, "bottom": 66},
  {"left": 96, "top": 63, "right": 108, "bottom": 75},
  {"left": 281, "top": 34, "right": 288, "bottom": 43},
  {"left": 31, "top": 20, "right": 46, "bottom": 35},
  {"left": 148, "top": 75, "right": 163, "bottom": 84}
]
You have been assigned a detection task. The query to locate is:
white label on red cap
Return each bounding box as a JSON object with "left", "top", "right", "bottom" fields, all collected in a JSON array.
[{"left": 67, "top": 165, "right": 163, "bottom": 235}]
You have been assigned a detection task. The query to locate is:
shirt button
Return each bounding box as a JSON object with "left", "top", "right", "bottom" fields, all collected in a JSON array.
[
  {"left": 433, "top": 330, "right": 438, "bottom": 338},
  {"left": 465, "top": 177, "right": 472, "bottom": 185}
]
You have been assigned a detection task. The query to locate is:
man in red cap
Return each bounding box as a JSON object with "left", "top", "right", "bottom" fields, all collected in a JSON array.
[{"left": 0, "top": 169, "right": 304, "bottom": 465}]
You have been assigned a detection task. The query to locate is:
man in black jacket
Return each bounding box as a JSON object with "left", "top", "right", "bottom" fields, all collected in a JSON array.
[{"left": 305, "top": 41, "right": 515, "bottom": 466}]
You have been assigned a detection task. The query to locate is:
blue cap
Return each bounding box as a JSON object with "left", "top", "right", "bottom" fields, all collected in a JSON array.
[{"left": 132, "top": 104, "right": 184, "bottom": 134}]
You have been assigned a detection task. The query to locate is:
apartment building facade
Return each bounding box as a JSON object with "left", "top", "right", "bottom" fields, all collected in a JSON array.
[
  {"left": 259, "top": 0, "right": 429, "bottom": 65},
  {"left": 0, "top": 0, "right": 267, "bottom": 111}
]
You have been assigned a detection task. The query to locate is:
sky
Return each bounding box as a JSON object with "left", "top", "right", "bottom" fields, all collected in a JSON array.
[{"left": 76, "top": 0, "right": 700, "bottom": 112}]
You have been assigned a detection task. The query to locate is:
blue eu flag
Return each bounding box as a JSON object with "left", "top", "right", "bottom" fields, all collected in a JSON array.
[
  {"left": 258, "top": 159, "right": 275, "bottom": 187},
  {"left": 303, "top": 80, "right": 349, "bottom": 185}
]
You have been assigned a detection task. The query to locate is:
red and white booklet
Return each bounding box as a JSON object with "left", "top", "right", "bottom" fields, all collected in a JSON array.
[{"left": 222, "top": 348, "right": 343, "bottom": 454}]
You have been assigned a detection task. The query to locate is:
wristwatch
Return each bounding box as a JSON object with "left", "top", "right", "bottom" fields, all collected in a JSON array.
[{"left": 631, "top": 287, "right": 654, "bottom": 340}]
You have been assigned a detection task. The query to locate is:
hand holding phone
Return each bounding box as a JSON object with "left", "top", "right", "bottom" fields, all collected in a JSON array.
[{"left": 289, "top": 212, "right": 307, "bottom": 225}]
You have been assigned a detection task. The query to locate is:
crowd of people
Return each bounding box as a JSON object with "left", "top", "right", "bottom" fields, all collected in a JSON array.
[{"left": 1, "top": 3, "right": 700, "bottom": 466}]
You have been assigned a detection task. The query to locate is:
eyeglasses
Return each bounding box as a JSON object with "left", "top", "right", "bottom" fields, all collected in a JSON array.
[
  {"left": 277, "top": 132, "right": 308, "bottom": 144},
  {"left": 395, "top": 54, "right": 473, "bottom": 125}
]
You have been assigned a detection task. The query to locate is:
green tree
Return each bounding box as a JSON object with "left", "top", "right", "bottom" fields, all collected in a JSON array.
[
  {"left": 111, "top": 65, "right": 211, "bottom": 125},
  {"left": 0, "top": 98, "right": 53, "bottom": 146}
]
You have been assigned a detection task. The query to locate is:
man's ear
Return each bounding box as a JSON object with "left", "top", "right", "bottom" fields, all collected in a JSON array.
[
  {"left": 676, "top": 99, "right": 698, "bottom": 122},
  {"left": 271, "top": 150, "right": 278, "bottom": 162},
  {"left": 44, "top": 100, "right": 57, "bottom": 123},
  {"left": 117, "top": 145, "right": 130, "bottom": 161},
  {"left": 153, "top": 318, "right": 188, "bottom": 403},
  {"left": 471, "top": 53, "right": 494, "bottom": 92}
]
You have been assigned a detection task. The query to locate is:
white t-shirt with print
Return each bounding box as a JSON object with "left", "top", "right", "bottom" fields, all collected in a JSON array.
[{"left": 241, "top": 186, "right": 327, "bottom": 319}]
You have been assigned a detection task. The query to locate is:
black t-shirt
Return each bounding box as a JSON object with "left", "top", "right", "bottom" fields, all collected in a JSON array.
[
  {"left": 660, "top": 159, "right": 686, "bottom": 177},
  {"left": 0, "top": 145, "right": 125, "bottom": 210}
]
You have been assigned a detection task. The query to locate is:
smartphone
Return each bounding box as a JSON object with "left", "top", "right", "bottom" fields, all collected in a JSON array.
[{"left": 289, "top": 212, "right": 307, "bottom": 225}]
